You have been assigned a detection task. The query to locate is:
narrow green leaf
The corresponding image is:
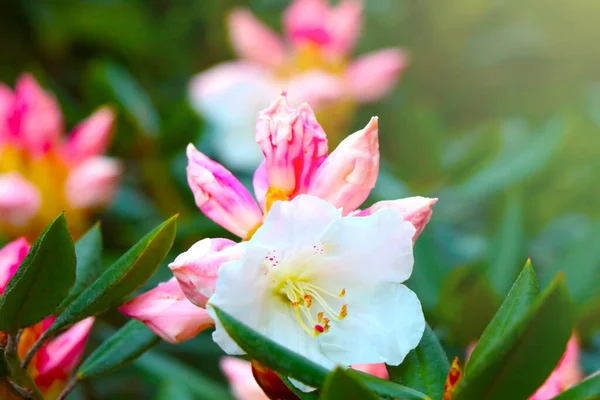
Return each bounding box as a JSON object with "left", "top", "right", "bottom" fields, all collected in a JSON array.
[
  {"left": 58, "top": 224, "right": 105, "bottom": 310},
  {"left": 156, "top": 381, "right": 196, "bottom": 400},
  {"left": 0, "top": 214, "right": 76, "bottom": 331},
  {"left": 212, "top": 306, "right": 428, "bottom": 400},
  {"left": 78, "top": 320, "right": 160, "bottom": 379},
  {"left": 553, "top": 372, "right": 600, "bottom": 400},
  {"left": 46, "top": 216, "right": 177, "bottom": 336},
  {"left": 455, "top": 274, "right": 574, "bottom": 400},
  {"left": 387, "top": 324, "right": 449, "bottom": 400},
  {"left": 321, "top": 368, "right": 378, "bottom": 400},
  {"left": 466, "top": 260, "right": 539, "bottom": 373}
]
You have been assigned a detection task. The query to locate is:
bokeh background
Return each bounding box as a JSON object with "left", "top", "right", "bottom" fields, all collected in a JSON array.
[{"left": 2, "top": 0, "right": 600, "bottom": 398}]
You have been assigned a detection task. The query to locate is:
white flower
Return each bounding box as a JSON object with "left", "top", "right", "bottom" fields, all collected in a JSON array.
[{"left": 208, "top": 195, "right": 425, "bottom": 388}]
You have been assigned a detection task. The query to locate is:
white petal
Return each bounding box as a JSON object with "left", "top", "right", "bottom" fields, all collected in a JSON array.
[{"left": 318, "top": 283, "right": 425, "bottom": 366}]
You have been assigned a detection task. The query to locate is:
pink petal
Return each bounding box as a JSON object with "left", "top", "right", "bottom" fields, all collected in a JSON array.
[
  {"left": 306, "top": 117, "right": 379, "bottom": 214},
  {"left": 186, "top": 144, "right": 263, "bottom": 238},
  {"left": 352, "top": 363, "right": 389, "bottom": 380},
  {"left": 220, "top": 357, "right": 268, "bottom": 400},
  {"left": 62, "top": 106, "right": 115, "bottom": 166},
  {"left": 0, "top": 172, "right": 41, "bottom": 227},
  {"left": 326, "top": 0, "right": 363, "bottom": 56},
  {"left": 65, "top": 156, "right": 122, "bottom": 209},
  {"left": 0, "top": 84, "right": 15, "bottom": 143},
  {"left": 0, "top": 238, "right": 30, "bottom": 293},
  {"left": 119, "top": 278, "right": 214, "bottom": 344},
  {"left": 228, "top": 8, "right": 286, "bottom": 69},
  {"left": 284, "top": 0, "right": 330, "bottom": 47},
  {"left": 9, "top": 74, "right": 63, "bottom": 156},
  {"left": 169, "top": 238, "right": 245, "bottom": 306},
  {"left": 357, "top": 197, "right": 437, "bottom": 243},
  {"left": 285, "top": 71, "right": 345, "bottom": 109},
  {"left": 253, "top": 160, "right": 268, "bottom": 211},
  {"left": 35, "top": 318, "right": 94, "bottom": 382},
  {"left": 345, "top": 48, "right": 408, "bottom": 103},
  {"left": 256, "top": 94, "right": 328, "bottom": 196}
]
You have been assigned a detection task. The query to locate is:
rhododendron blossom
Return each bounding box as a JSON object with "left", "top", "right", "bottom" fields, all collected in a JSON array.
[
  {"left": 208, "top": 195, "right": 425, "bottom": 390},
  {"left": 0, "top": 74, "right": 121, "bottom": 239},
  {"left": 189, "top": 0, "right": 408, "bottom": 168},
  {"left": 0, "top": 239, "right": 94, "bottom": 400}
]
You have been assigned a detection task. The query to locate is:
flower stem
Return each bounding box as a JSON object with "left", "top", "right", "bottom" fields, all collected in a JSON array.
[
  {"left": 21, "top": 330, "right": 50, "bottom": 370},
  {"left": 56, "top": 377, "right": 78, "bottom": 400},
  {"left": 5, "top": 334, "right": 44, "bottom": 400}
]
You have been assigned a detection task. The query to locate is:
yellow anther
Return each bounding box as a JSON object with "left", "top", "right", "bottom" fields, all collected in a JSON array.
[
  {"left": 317, "top": 312, "right": 324, "bottom": 323},
  {"left": 339, "top": 288, "right": 346, "bottom": 297},
  {"left": 303, "top": 294, "right": 312, "bottom": 308},
  {"left": 339, "top": 304, "right": 347, "bottom": 320}
]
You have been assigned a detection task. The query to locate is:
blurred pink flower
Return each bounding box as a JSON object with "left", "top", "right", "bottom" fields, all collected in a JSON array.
[
  {"left": 0, "top": 74, "right": 121, "bottom": 239},
  {"left": 189, "top": 0, "right": 408, "bottom": 168},
  {"left": 0, "top": 239, "right": 94, "bottom": 399}
]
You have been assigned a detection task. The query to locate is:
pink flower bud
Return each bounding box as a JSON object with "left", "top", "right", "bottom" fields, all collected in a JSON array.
[
  {"left": 256, "top": 94, "right": 328, "bottom": 197},
  {"left": 8, "top": 74, "right": 63, "bottom": 156},
  {"left": 345, "top": 49, "right": 408, "bottom": 103},
  {"left": 351, "top": 363, "right": 389, "bottom": 380},
  {"left": 63, "top": 106, "right": 115, "bottom": 165},
  {"left": 119, "top": 279, "right": 213, "bottom": 344},
  {"left": 0, "top": 173, "right": 41, "bottom": 227},
  {"left": 220, "top": 357, "right": 267, "bottom": 400},
  {"left": 306, "top": 117, "right": 379, "bottom": 214},
  {"left": 187, "top": 144, "right": 263, "bottom": 238},
  {"left": 65, "top": 156, "right": 121, "bottom": 209},
  {"left": 169, "top": 238, "right": 245, "bottom": 306},
  {"left": 228, "top": 8, "right": 286, "bottom": 69},
  {"left": 357, "top": 197, "right": 437, "bottom": 242},
  {"left": 35, "top": 317, "right": 94, "bottom": 387},
  {"left": 0, "top": 238, "right": 30, "bottom": 293}
]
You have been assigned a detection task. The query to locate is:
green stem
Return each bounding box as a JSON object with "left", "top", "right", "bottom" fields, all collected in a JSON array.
[{"left": 5, "top": 334, "right": 44, "bottom": 400}]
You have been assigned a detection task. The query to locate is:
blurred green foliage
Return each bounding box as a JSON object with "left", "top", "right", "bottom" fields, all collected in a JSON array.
[{"left": 1, "top": 0, "right": 600, "bottom": 397}]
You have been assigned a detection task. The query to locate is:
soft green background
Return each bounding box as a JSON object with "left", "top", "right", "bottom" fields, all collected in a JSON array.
[{"left": 1, "top": 0, "right": 600, "bottom": 398}]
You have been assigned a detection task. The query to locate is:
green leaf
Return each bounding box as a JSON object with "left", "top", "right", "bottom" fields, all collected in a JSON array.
[
  {"left": 45, "top": 216, "right": 177, "bottom": 337},
  {"left": 321, "top": 368, "right": 379, "bottom": 400},
  {"left": 486, "top": 192, "right": 523, "bottom": 297},
  {"left": 552, "top": 372, "right": 600, "bottom": 400},
  {"left": 276, "top": 372, "right": 320, "bottom": 400},
  {"left": 454, "top": 273, "right": 574, "bottom": 400},
  {"left": 156, "top": 380, "right": 196, "bottom": 400},
  {"left": 387, "top": 324, "right": 449, "bottom": 400},
  {"left": 212, "top": 306, "right": 428, "bottom": 400},
  {"left": 0, "top": 214, "right": 76, "bottom": 331},
  {"left": 78, "top": 320, "right": 160, "bottom": 379},
  {"left": 58, "top": 224, "right": 105, "bottom": 310},
  {"left": 466, "top": 260, "right": 539, "bottom": 373}
]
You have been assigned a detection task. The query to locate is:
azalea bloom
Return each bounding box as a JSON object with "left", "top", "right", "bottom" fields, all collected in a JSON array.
[
  {"left": 208, "top": 195, "right": 425, "bottom": 389},
  {"left": 123, "top": 94, "right": 435, "bottom": 346},
  {"left": 0, "top": 74, "right": 121, "bottom": 240},
  {"left": 189, "top": 0, "right": 408, "bottom": 168},
  {"left": 0, "top": 239, "right": 94, "bottom": 400},
  {"left": 221, "top": 357, "right": 388, "bottom": 400}
]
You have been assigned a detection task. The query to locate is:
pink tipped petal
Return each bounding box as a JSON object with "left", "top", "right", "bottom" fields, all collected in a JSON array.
[
  {"left": 169, "top": 238, "right": 245, "bottom": 306},
  {"left": 256, "top": 94, "right": 328, "bottom": 195},
  {"left": 530, "top": 335, "right": 583, "bottom": 400},
  {"left": 345, "top": 49, "right": 409, "bottom": 103},
  {"left": 186, "top": 144, "right": 263, "bottom": 238},
  {"left": 358, "top": 197, "right": 437, "bottom": 242},
  {"left": 63, "top": 106, "right": 115, "bottom": 165},
  {"left": 119, "top": 279, "right": 214, "bottom": 344},
  {"left": 65, "top": 156, "right": 121, "bottom": 209},
  {"left": 220, "top": 357, "right": 268, "bottom": 400},
  {"left": 36, "top": 317, "right": 94, "bottom": 380},
  {"left": 0, "top": 84, "right": 15, "bottom": 142},
  {"left": 0, "top": 173, "right": 41, "bottom": 227},
  {"left": 0, "top": 238, "right": 30, "bottom": 293},
  {"left": 253, "top": 161, "right": 268, "bottom": 211},
  {"left": 352, "top": 363, "right": 389, "bottom": 380},
  {"left": 284, "top": 0, "right": 329, "bottom": 46},
  {"left": 10, "top": 74, "right": 63, "bottom": 156},
  {"left": 285, "top": 71, "right": 345, "bottom": 109},
  {"left": 228, "top": 9, "right": 286, "bottom": 69},
  {"left": 327, "top": 0, "right": 363, "bottom": 56},
  {"left": 307, "top": 117, "right": 379, "bottom": 214}
]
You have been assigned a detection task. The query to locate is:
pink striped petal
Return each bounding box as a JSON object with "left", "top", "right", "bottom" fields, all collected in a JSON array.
[
  {"left": 345, "top": 48, "right": 408, "bottom": 103},
  {"left": 0, "top": 238, "right": 30, "bottom": 293},
  {"left": 284, "top": 0, "right": 330, "bottom": 47},
  {"left": 119, "top": 278, "right": 213, "bottom": 344},
  {"left": 228, "top": 8, "right": 286, "bottom": 69},
  {"left": 0, "top": 173, "right": 41, "bottom": 227},
  {"left": 187, "top": 144, "right": 263, "bottom": 238},
  {"left": 63, "top": 106, "right": 115, "bottom": 165},
  {"left": 169, "top": 238, "right": 245, "bottom": 306},
  {"left": 65, "top": 156, "right": 122, "bottom": 209},
  {"left": 253, "top": 160, "right": 268, "bottom": 211}
]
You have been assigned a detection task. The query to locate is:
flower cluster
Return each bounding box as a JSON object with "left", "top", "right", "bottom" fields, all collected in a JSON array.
[
  {"left": 0, "top": 239, "right": 94, "bottom": 400},
  {"left": 121, "top": 93, "right": 436, "bottom": 390},
  {"left": 189, "top": 0, "right": 408, "bottom": 168},
  {"left": 0, "top": 74, "right": 121, "bottom": 239}
]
